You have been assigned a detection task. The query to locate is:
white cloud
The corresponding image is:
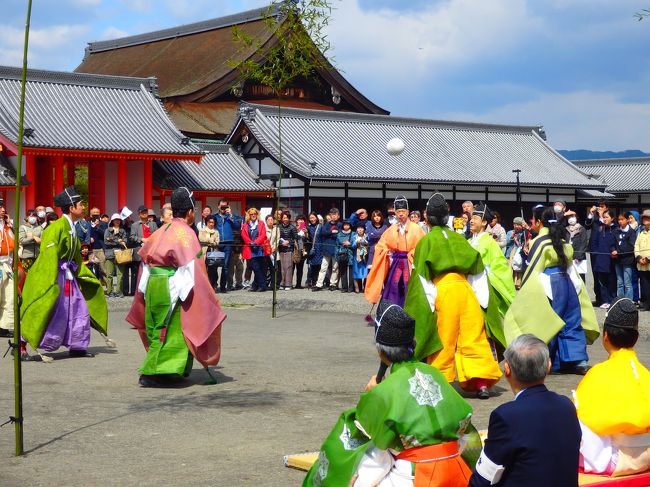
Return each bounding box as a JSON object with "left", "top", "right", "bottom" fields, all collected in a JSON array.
[
  {"left": 327, "top": 0, "right": 543, "bottom": 84},
  {"left": 438, "top": 90, "right": 650, "bottom": 152},
  {"left": 100, "top": 26, "right": 129, "bottom": 40},
  {"left": 0, "top": 24, "right": 90, "bottom": 69}
]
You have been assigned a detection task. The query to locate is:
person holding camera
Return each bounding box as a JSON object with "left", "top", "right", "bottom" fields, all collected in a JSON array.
[
  {"left": 585, "top": 200, "right": 609, "bottom": 305},
  {"left": 213, "top": 199, "right": 241, "bottom": 294}
]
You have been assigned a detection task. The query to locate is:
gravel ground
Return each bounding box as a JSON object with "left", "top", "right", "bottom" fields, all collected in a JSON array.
[{"left": 1, "top": 279, "right": 649, "bottom": 486}]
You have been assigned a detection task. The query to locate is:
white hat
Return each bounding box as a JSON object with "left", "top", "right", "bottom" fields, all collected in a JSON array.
[
  {"left": 45, "top": 206, "right": 54, "bottom": 213},
  {"left": 120, "top": 206, "right": 132, "bottom": 219},
  {"left": 110, "top": 213, "right": 122, "bottom": 223}
]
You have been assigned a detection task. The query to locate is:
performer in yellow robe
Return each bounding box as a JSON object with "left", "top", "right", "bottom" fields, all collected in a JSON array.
[
  {"left": 365, "top": 195, "right": 425, "bottom": 306},
  {"left": 405, "top": 195, "right": 501, "bottom": 399},
  {"left": 575, "top": 297, "right": 650, "bottom": 477}
]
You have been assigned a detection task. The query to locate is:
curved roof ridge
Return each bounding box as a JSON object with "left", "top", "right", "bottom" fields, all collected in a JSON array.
[
  {"left": 0, "top": 65, "right": 156, "bottom": 92},
  {"left": 240, "top": 102, "right": 542, "bottom": 134},
  {"left": 195, "top": 141, "right": 231, "bottom": 153},
  {"left": 574, "top": 156, "right": 650, "bottom": 166},
  {"left": 86, "top": 5, "right": 281, "bottom": 54}
]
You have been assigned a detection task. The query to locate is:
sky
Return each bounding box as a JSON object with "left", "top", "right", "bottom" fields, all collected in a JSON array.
[{"left": 2, "top": 0, "right": 650, "bottom": 151}]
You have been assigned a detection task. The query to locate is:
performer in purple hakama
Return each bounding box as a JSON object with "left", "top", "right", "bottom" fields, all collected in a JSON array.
[{"left": 21, "top": 186, "right": 108, "bottom": 358}]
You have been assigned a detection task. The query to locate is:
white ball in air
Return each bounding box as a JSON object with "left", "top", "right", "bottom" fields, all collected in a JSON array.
[{"left": 386, "top": 137, "right": 405, "bottom": 156}]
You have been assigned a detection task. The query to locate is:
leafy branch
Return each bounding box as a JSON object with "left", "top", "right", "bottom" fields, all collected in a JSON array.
[
  {"left": 634, "top": 8, "right": 650, "bottom": 21},
  {"left": 228, "top": 0, "right": 336, "bottom": 96}
]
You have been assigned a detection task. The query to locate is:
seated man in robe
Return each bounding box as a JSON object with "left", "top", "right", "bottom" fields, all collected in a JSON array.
[
  {"left": 303, "top": 300, "right": 481, "bottom": 487},
  {"left": 575, "top": 297, "right": 650, "bottom": 476}
]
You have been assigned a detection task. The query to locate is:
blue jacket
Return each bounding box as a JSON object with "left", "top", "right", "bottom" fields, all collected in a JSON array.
[
  {"left": 589, "top": 221, "right": 616, "bottom": 273},
  {"left": 319, "top": 220, "right": 342, "bottom": 257},
  {"left": 307, "top": 222, "right": 323, "bottom": 266},
  {"left": 469, "top": 384, "right": 581, "bottom": 487},
  {"left": 75, "top": 219, "right": 91, "bottom": 245},
  {"left": 89, "top": 221, "right": 107, "bottom": 250},
  {"left": 348, "top": 212, "right": 372, "bottom": 235},
  {"left": 335, "top": 230, "right": 353, "bottom": 264},
  {"left": 213, "top": 212, "right": 241, "bottom": 244}
]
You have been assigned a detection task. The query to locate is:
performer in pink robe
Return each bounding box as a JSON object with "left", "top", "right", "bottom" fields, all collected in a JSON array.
[{"left": 126, "top": 187, "right": 226, "bottom": 387}]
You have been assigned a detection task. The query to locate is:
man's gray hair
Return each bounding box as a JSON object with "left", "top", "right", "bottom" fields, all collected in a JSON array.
[
  {"left": 504, "top": 334, "right": 550, "bottom": 384},
  {"left": 376, "top": 343, "right": 414, "bottom": 364}
]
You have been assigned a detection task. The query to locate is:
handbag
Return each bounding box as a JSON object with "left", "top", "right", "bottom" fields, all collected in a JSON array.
[
  {"left": 336, "top": 249, "right": 349, "bottom": 265},
  {"left": 292, "top": 245, "right": 302, "bottom": 264},
  {"left": 206, "top": 250, "right": 225, "bottom": 267},
  {"left": 308, "top": 224, "right": 321, "bottom": 258},
  {"left": 114, "top": 244, "right": 133, "bottom": 264}
]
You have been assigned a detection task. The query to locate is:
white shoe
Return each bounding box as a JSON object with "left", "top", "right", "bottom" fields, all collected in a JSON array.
[{"left": 242, "top": 280, "right": 251, "bottom": 289}]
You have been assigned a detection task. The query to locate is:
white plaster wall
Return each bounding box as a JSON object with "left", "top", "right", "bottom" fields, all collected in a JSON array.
[{"left": 126, "top": 160, "right": 145, "bottom": 212}]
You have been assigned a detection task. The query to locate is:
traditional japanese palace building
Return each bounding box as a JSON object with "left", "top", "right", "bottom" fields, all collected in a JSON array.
[
  {"left": 573, "top": 157, "right": 650, "bottom": 209},
  {"left": 0, "top": 66, "right": 275, "bottom": 215},
  {"left": 226, "top": 103, "right": 609, "bottom": 217},
  {"left": 0, "top": 5, "right": 617, "bottom": 217},
  {"left": 75, "top": 6, "right": 387, "bottom": 140},
  {"left": 0, "top": 66, "right": 202, "bottom": 214}
]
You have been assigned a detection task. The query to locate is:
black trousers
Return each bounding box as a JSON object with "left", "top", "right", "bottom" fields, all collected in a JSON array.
[
  {"left": 122, "top": 261, "right": 139, "bottom": 296},
  {"left": 639, "top": 271, "right": 650, "bottom": 310},
  {"left": 294, "top": 257, "right": 306, "bottom": 287},
  {"left": 339, "top": 264, "right": 350, "bottom": 291}
]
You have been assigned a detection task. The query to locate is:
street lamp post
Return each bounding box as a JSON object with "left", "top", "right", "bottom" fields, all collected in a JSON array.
[{"left": 513, "top": 169, "right": 522, "bottom": 218}]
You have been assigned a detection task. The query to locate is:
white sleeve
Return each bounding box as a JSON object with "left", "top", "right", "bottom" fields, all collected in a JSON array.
[
  {"left": 138, "top": 264, "right": 150, "bottom": 295},
  {"left": 579, "top": 420, "right": 615, "bottom": 474},
  {"left": 168, "top": 260, "right": 195, "bottom": 303},
  {"left": 418, "top": 274, "right": 437, "bottom": 312},
  {"left": 538, "top": 272, "right": 553, "bottom": 300},
  {"left": 468, "top": 270, "right": 490, "bottom": 308},
  {"left": 353, "top": 447, "right": 394, "bottom": 487}
]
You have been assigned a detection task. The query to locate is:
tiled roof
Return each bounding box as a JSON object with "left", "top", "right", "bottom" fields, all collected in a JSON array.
[
  {"left": 228, "top": 103, "right": 604, "bottom": 189},
  {"left": 75, "top": 6, "right": 388, "bottom": 114},
  {"left": 0, "top": 65, "right": 202, "bottom": 155},
  {"left": 573, "top": 157, "right": 650, "bottom": 193},
  {"left": 0, "top": 153, "right": 17, "bottom": 186},
  {"left": 154, "top": 142, "right": 273, "bottom": 192}
]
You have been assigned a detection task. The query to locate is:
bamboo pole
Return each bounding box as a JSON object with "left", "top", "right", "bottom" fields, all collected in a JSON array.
[
  {"left": 271, "top": 99, "right": 283, "bottom": 319},
  {"left": 12, "top": 0, "right": 34, "bottom": 457}
]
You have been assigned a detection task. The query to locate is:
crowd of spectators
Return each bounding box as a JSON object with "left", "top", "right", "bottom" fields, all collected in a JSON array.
[{"left": 15, "top": 197, "right": 650, "bottom": 309}]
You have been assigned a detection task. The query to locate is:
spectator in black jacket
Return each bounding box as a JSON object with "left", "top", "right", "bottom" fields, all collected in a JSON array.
[
  {"left": 590, "top": 209, "right": 617, "bottom": 309},
  {"left": 277, "top": 211, "right": 297, "bottom": 290},
  {"left": 585, "top": 200, "right": 609, "bottom": 305},
  {"left": 614, "top": 213, "right": 637, "bottom": 301},
  {"left": 565, "top": 210, "right": 588, "bottom": 282},
  {"left": 312, "top": 208, "right": 342, "bottom": 291}
]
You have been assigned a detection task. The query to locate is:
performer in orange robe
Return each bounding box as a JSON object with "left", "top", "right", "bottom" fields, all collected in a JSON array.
[
  {"left": 126, "top": 187, "right": 226, "bottom": 387},
  {"left": 365, "top": 195, "right": 425, "bottom": 306}
]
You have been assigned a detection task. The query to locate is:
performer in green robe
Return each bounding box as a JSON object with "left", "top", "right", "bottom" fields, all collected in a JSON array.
[
  {"left": 504, "top": 205, "right": 598, "bottom": 374},
  {"left": 304, "top": 300, "right": 482, "bottom": 487},
  {"left": 468, "top": 203, "right": 516, "bottom": 349},
  {"left": 21, "top": 186, "right": 107, "bottom": 357},
  {"left": 404, "top": 194, "right": 502, "bottom": 399},
  {"left": 126, "top": 187, "right": 225, "bottom": 387}
]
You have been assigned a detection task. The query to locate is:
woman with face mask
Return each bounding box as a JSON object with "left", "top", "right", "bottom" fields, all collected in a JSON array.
[
  {"left": 564, "top": 210, "right": 588, "bottom": 282},
  {"left": 18, "top": 209, "right": 43, "bottom": 273}
]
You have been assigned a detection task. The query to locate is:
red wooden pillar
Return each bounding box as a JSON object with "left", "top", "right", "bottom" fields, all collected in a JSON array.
[
  {"left": 54, "top": 155, "right": 64, "bottom": 194},
  {"left": 143, "top": 158, "right": 153, "bottom": 209},
  {"left": 24, "top": 153, "right": 36, "bottom": 210},
  {"left": 117, "top": 158, "right": 127, "bottom": 210}
]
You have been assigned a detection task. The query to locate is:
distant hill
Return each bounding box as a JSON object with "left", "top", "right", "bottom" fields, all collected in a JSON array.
[{"left": 558, "top": 149, "right": 650, "bottom": 160}]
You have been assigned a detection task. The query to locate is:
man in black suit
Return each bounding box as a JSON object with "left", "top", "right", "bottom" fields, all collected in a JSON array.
[{"left": 469, "top": 334, "right": 581, "bottom": 487}]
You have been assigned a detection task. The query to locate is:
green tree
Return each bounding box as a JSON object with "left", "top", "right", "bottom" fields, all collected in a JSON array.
[{"left": 229, "top": 0, "right": 337, "bottom": 318}]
